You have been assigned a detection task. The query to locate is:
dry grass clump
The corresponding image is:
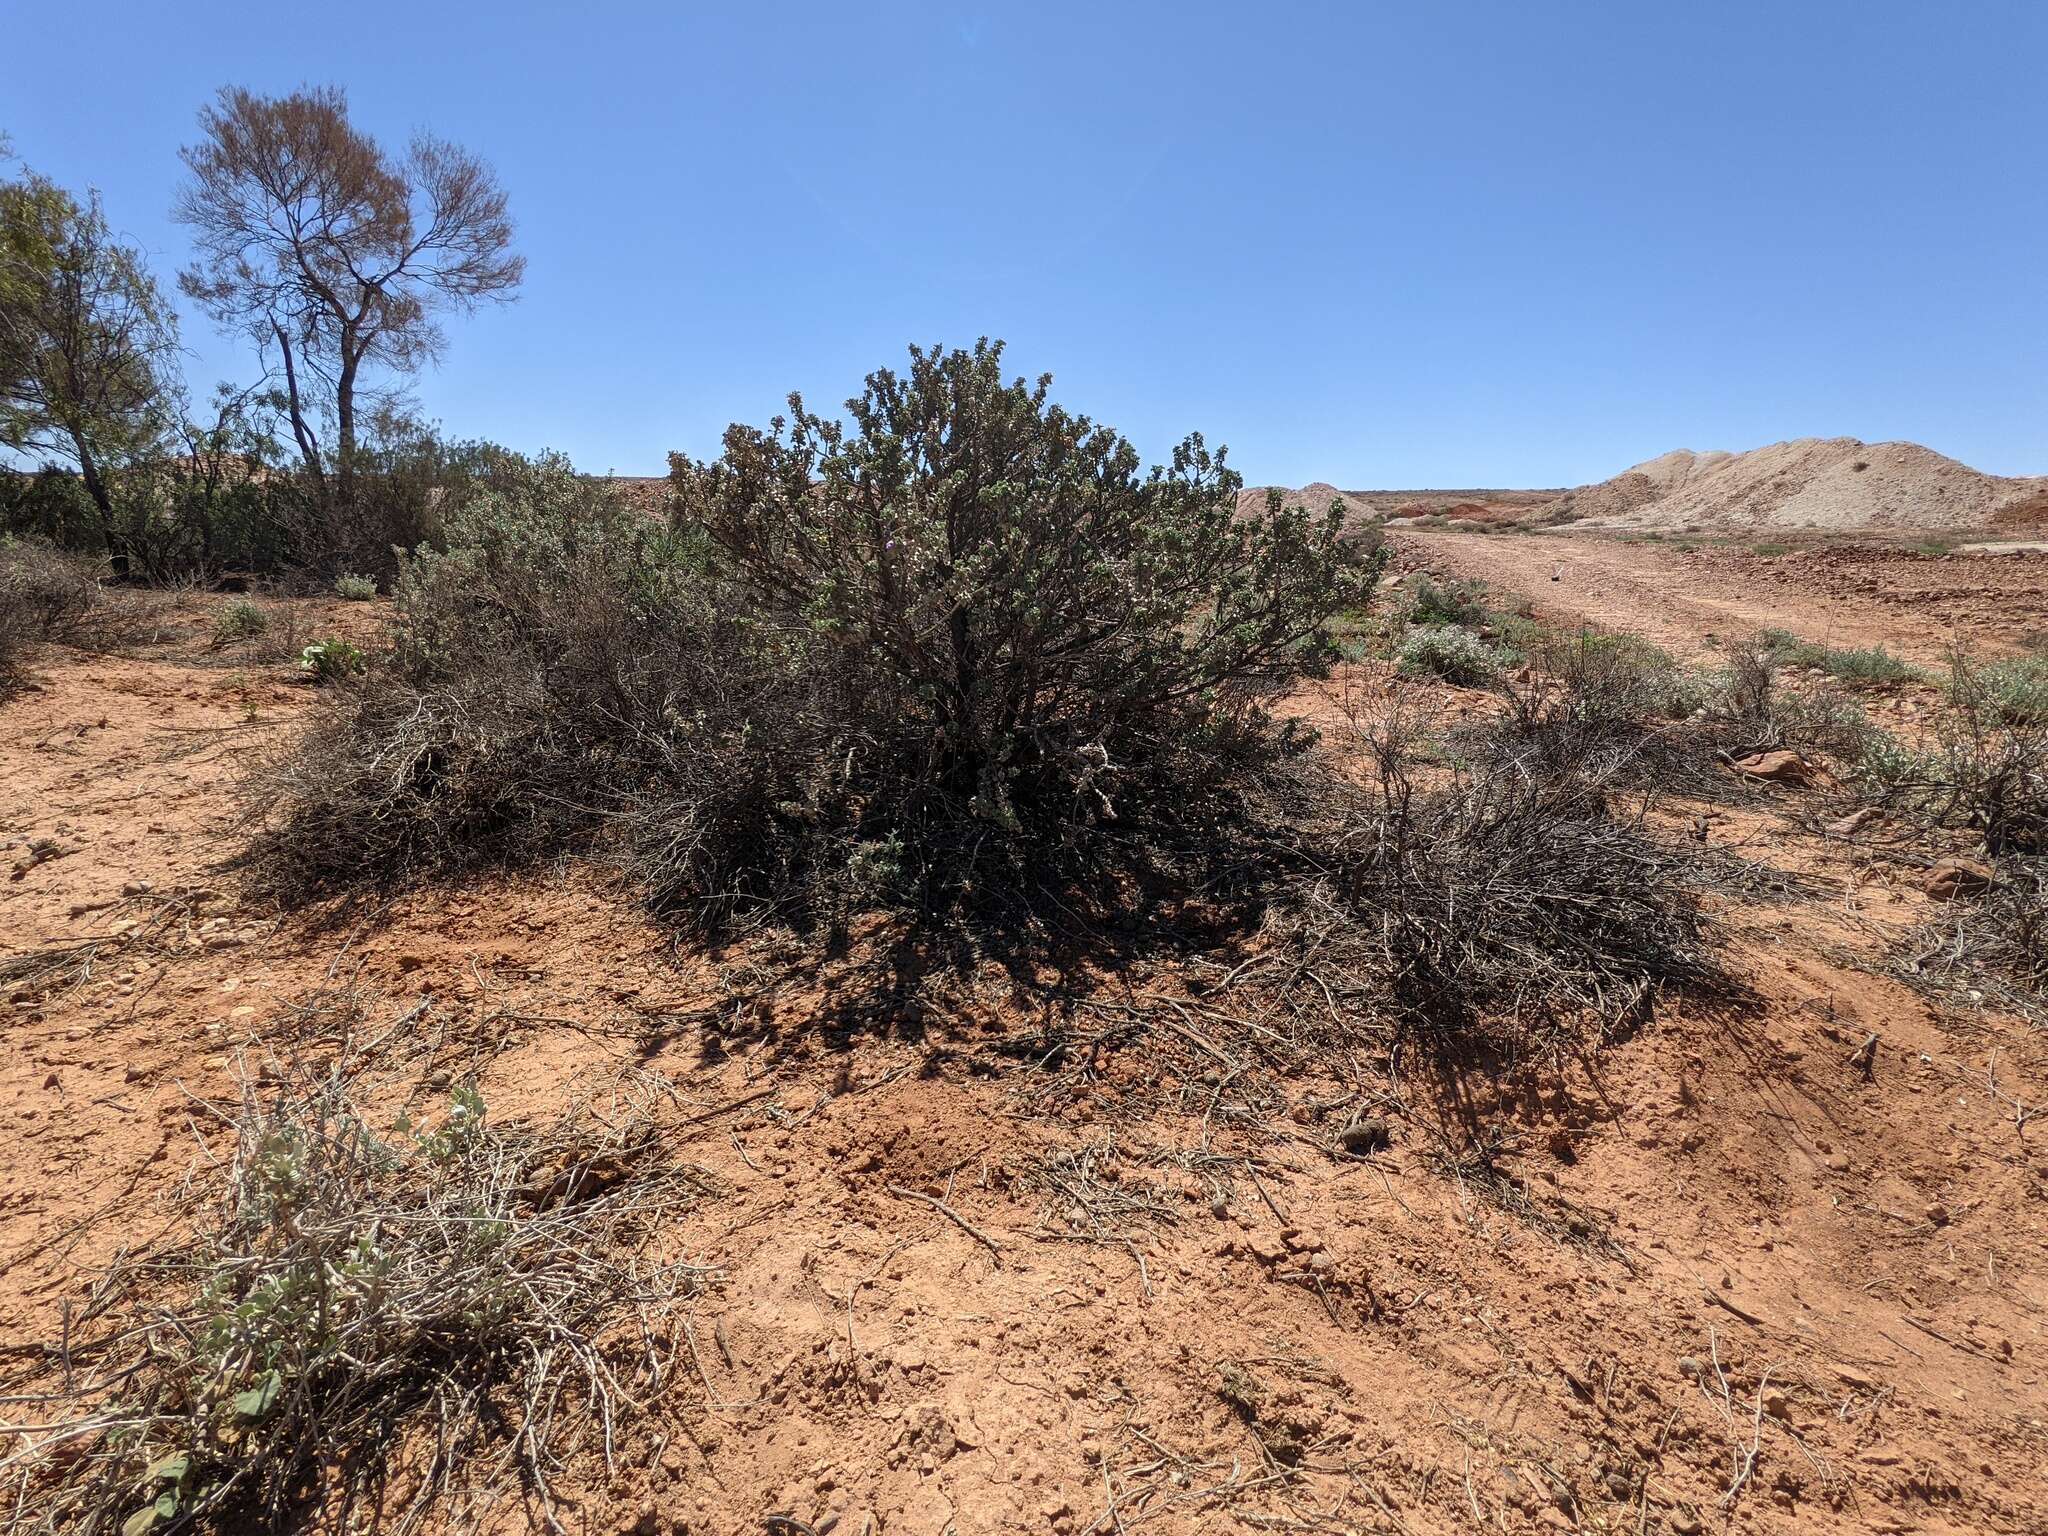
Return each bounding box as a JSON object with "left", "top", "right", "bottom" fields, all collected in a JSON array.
[
  {"left": 0, "top": 1047, "right": 715, "bottom": 1536},
  {"left": 1853, "top": 649, "right": 2047, "bottom": 856},
  {"left": 1463, "top": 628, "right": 1744, "bottom": 798},
  {"left": 0, "top": 538, "right": 100, "bottom": 693},
  {"left": 1904, "top": 857, "right": 2048, "bottom": 1021},
  {"left": 1235, "top": 705, "right": 1720, "bottom": 1065}
]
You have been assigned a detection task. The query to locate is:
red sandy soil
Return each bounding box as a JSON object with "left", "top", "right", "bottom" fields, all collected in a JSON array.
[
  {"left": 4, "top": 555, "right": 2046, "bottom": 1536},
  {"left": 1387, "top": 529, "right": 2048, "bottom": 667}
]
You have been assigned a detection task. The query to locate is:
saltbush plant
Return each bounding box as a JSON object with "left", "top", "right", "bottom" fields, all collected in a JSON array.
[
  {"left": 250, "top": 345, "right": 1383, "bottom": 931},
  {"left": 1397, "top": 625, "right": 1502, "bottom": 686},
  {"left": 298, "top": 639, "right": 365, "bottom": 682},
  {"left": 210, "top": 597, "right": 268, "bottom": 645},
  {"left": 333, "top": 572, "right": 377, "bottom": 601}
]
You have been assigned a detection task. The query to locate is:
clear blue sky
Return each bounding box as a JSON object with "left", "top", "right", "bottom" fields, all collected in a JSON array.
[{"left": 8, "top": 1, "right": 2045, "bottom": 486}]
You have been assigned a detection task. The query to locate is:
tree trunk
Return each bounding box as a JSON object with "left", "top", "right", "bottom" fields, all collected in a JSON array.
[
  {"left": 272, "top": 324, "right": 326, "bottom": 497},
  {"left": 334, "top": 343, "right": 360, "bottom": 514},
  {"left": 67, "top": 425, "right": 127, "bottom": 579}
]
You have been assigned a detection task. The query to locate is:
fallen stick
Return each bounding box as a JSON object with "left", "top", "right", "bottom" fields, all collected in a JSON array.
[{"left": 887, "top": 1183, "right": 1006, "bottom": 1263}]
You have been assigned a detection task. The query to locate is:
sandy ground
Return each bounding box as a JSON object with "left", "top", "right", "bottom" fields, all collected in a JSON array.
[
  {"left": 1387, "top": 530, "right": 2048, "bottom": 667},
  {"left": 4, "top": 554, "right": 2047, "bottom": 1536}
]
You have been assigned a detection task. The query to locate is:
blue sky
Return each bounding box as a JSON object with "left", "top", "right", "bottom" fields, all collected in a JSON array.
[{"left": 7, "top": 1, "right": 2044, "bottom": 485}]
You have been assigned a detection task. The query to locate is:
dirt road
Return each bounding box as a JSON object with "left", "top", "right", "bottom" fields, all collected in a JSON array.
[{"left": 1389, "top": 529, "right": 2048, "bottom": 663}]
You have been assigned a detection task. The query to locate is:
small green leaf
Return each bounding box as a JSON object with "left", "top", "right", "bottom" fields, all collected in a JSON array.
[
  {"left": 121, "top": 1490, "right": 181, "bottom": 1536},
  {"left": 232, "top": 1368, "right": 282, "bottom": 1420},
  {"left": 145, "top": 1453, "right": 188, "bottom": 1482}
]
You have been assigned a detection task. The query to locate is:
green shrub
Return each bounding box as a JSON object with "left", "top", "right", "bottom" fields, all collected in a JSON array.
[
  {"left": 333, "top": 572, "right": 377, "bottom": 601},
  {"left": 1404, "top": 573, "right": 1490, "bottom": 629},
  {"left": 251, "top": 348, "right": 1382, "bottom": 933},
  {"left": 1752, "top": 542, "right": 1790, "bottom": 556},
  {"left": 1818, "top": 645, "right": 1921, "bottom": 688},
  {"left": 1759, "top": 631, "right": 1921, "bottom": 688},
  {"left": 1974, "top": 654, "right": 2048, "bottom": 726},
  {"left": 210, "top": 598, "right": 268, "bottom": 645},
  {"left": 1397, "top": 625, "right": 1502, "bottom": 685},
  {"left": 298, "top": 639, "right": 365, "bottom": 682}
]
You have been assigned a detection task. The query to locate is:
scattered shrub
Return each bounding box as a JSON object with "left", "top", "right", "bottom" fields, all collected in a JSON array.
[
  {"left": 1816, "top": 644, "right": 1921, "bottom": 688},
  {"left": 333, "top": 572, "right": 378, "bottom": 601},
  {"left": 1, "top": 539, "right": 99, "bottom": 691},
  {"left": 1973, "top": 654, "right": 2048, "bottom": 727},
  {"left": 0, "top": 1050, "right": 712, "bottom": 1534},
  {"left": 1905, "top": 856, "right": 2046, "bottom": 1019},
  {"left": 1752, "top": 542, "right": 1789, "bottom": 556},
  {"left": 298, "top": 638, "right": 365, "bottom": 682},
  {"left": 1759, "top": 631, "right": 1922, "bottom": 688},
  {"left": 210, "top": 598, "right": 268, "bottom": 646},
  {"left": 1470, "top": 628, "right": 1736, "bottom": 794},
  {"left": 1403, "top": 573, "right": 1489, "bottom": 629},
  {"left": 1397, "top": 624, "right": 1502, "bottom": 686},
  {"left": 1852, "top": 651, "right": 2047, "bottom": 855}
]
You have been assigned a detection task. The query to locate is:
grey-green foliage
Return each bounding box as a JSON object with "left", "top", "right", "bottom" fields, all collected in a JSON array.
[
  {"left": 671, "top": 339, "right": 1382, "bottom": 833},
  {"left": 210, "top": 597, "right": 267, "bottom": 644},
  {"left": 7, "top": 1061, "right": 706, "bottom": 1536},
  {"left": 253, "top": 350, "right": 1387, "bottom": 932},
  {"left": 333, "top": 572, "right": 377, "bottom": 600},
  {"left": 1973, "top": 654, "right": 2048, "bottom": 727},
  {"left": 1397, "top": 624, "right": 1503, "bottom": 685}
]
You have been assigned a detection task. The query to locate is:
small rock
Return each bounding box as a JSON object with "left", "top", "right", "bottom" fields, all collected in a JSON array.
[
  {"left": 1336, "top": 1117, "right": 1391, "bottom": 1155},
  {"left": 1732, "top": 749, "right": 1814, "bottom": 785},
  {"left": 1825, "top": 807, "right": 1882, "bottom": 839},
  {"left": 1762, "top": 1390, "right": 1791, "bottom": 1420},
  {"left": 1924, "top": 1202, "right": 1950, "bottom": 1227},
  {"left": 1924, "top": 857, "right": 1995, "bottom": 901},
  {"left": 1823, "top": 1152, "right": 1851, "bottom": 1173},
  {"left": 1676, "top": 1355, "right": 1704, "bottom": 1379}
]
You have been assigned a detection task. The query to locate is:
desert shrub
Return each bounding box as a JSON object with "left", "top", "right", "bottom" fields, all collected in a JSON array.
[
  {"left": 243, "top": 457, "right": 751, "bottom": 898},
  {"left": 1403, "top": 573, "right": 1489, "bottom": 628},
  {"left": 210, "top": 597, "right": 268, "bottom": 645},
  {"left": 0, "top": 1053, "right": 711, "bottom": 1535},
  {"left": 1266, "top": 719, "right": 1715, "bottom": 1061},
  {"left": 1464, "top": 627, "right": 1740, "bottom": 795},
  {"left": 1852, "top": 651, "right": 2047, "bottom": 855},
  {"left": 1971, "top": 654, "right": 2048, "bottom": 727},
  {"left": 655, "top": 340, "right": 1377, "bottom": 918},
  {"left": 1760, "top": 631, "right": 1921, "bottom": 688},
  {"left": 1905, "top": 856, "right": 2047, "bottom": 1018},
  {"left": 252, "top": 351, "right": 1378, "bottom": 935},
  {"left": 332, "top": 572, "right": 377, "bottom": 601},
  {"left": 0, "top": 538, "right": 99, "bottom": 691},
  {"left": 672, "top": 341, "right": 1374, "bottom": 839},
  {"left": 1752, "top": 542, "right": 1789, "bottom": 556},
  {"left": 1397, "top": 625, "right": 1501, "bottom": 685},
  {"left": 1816, "top": 644, "right": 1920, "bottom": 688},
  {"left": 297, "top": 638, "right": 365, "bottom": 682}
]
